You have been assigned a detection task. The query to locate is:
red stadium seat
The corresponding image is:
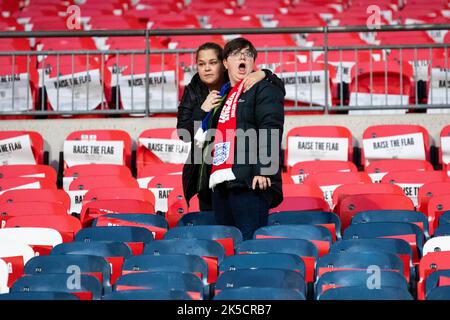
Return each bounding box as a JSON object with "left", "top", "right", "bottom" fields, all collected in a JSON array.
[
  {"left": 0, "top": 131, "right": 44, "bottom": 164},
  {"left": 0, "top": 164, "right": 56, "bottom": 182},
  {"left": 285, "top": 126, "right": 353, "bottom": 169},
  {"left": 440, "top": 125, "right": 450, "bottom": 166},
  {"left": 418, "top": 251, "right": 450, "bottom": 300},
  {"left": 289, "top": 160, "right": 358, "bottom": 184},
  {"left": 0, "top": 189, "right": 70, "bottom": 211},
  {"left": 335, "top": 193, "right": 415, "bottom": 232},
  {"left": 427, "top": 194, "right": 450, "bottom": 236},
  {"left": 418, "top": 182, "right": 450, "bottom": 217}
]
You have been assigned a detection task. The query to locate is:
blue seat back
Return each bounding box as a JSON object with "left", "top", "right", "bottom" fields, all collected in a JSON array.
[
  {"left": 315, "top": 270, "right": 408, "bottom": 300},
  {"left": 424, "top": 269, "right": 450, "bottom": 298},
  {"left": 318, "top": 286, "right": 413, "bottom": 300},
  {"left": 93, "top": 213, "right": 168, "bottom": 229},
  {"left": 75, "top": 226, "right": 154, "bottom": 243},
  {"left": 426, "top": 286, "right": 450, "bottom": 300},
  {"left": 0, "top": 292, "right": 79, "bottom": 300},
  {"left": 51, "top": 241, "right": 132, "bottom": 258},
  {"left": 177, "top": 211, "right": 217, "bottom": 226},
  {"left": 11, "top": 274, "right": 102, "bottom": 300},
  {"left": 214, "top": 287, "right": 306, "bottom": 300},
  {"left": 102, "top": 289, "right": 193, "bottom": 300},
  {"left": 268, "top": 211, "right": 342, "bottom": 239}
]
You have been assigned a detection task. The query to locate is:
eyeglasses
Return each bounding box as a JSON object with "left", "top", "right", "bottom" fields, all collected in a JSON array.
[{"left": 229, "top": 50, "right": 255, "bottom": 59}]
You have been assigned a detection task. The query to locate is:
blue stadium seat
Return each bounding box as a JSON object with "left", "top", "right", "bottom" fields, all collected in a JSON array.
[
  {"left": 102, "top": 289, "right": 193, "bottom": 300},
  {"left": 215, "top": 269, "right": 306, "bottom": 298},
  {"left": 177, "top": 211, "right": 217, "bottom": 226},
  {"left": 253, "top": 225, "right": 332, "bottom": 257},
  {"left": 164, "top": 225, "right": 243, "bottom": 256},
  {"left": 438, "top": 211, "right": 450, "bottom": 226},
  {"left": 315, "top": 270, "right": 409, "bottom": 300},
  {"left": 426, "top": 286, "right": 450, "bottom": 300},
  {"left": 343, "top": 222, "right": 425, "bottom": 262},
  {"left": 236, "top": 239, "right": 318, "bottom": 284},
  {"left": 219, "top": 253, "right": 306, "bottom": 279},
  {"left": 329, "top": 238, "right": 414, "bottom": 283},
  {"left": 424, "top": 269, "right": 450, "bottom": 299},
  {"left": 435, "top": 224, "right": 450, "bottom": 237},
  {"left": 316, "top": 252, "right": 405, "bottom": 281},
  {"left": 114, "top": 271, "right": 205, "bottom": 300},
  {"left": 24, "top": 254, "right": 112, "bottom": 294},
  {"left": 268, "top": 210, "right": 342, "bottom": 240},
  {"left": 351, "top": 210, "right": 430, "bottom": 239},
  {"left": 11, "top": 274, "right": 102, "bottom": 300},
  {"left": 75, "top": 226, "right": 154, "bottom": 255},
  {"left": 122, "top": 254, "right": 208, "bottom": 285},
  {"left": 0, "top": 292, "right": 79, "bottom": 300},
  {"left": 318, "top": 286, "right": 414, "bottom": 300},
  {"left": 213, "top": 287, "right": 306, "bottom": 300},
  {"left": 143, "top": 239, "right": 225, "bottom": 284}
]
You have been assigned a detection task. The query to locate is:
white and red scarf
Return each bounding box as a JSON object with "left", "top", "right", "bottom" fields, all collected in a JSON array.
[{"left": 209, "top": 80, "right": 244, "bottom": 189}]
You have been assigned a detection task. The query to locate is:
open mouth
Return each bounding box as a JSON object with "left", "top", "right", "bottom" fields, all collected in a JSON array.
[{"left": 238, "top": 63, "right": 246, "bottom": 73}]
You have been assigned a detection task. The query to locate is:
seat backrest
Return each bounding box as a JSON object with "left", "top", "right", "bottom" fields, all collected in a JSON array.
[
  {"left": 75, "top": 226, "right": 154, "bottom": 255},
  {"left": 0, "top": 242, "right": 34, "bottom": 288},
  {"left": 318, "top": 285, "right": 413, "bottom": 300},
  {"left": 351, "top": 210, "right": 429, "bottom": 237},
  {"left": 0, "top": 259, "right": 8, "bottom": 294},
  {"left": 0, "top": 164, "right": 57, "bottom": 182},
  {"left": 63, "top": 164, "right": 132, "bottom": 190},
  {"left": 344, "top": 222, "right": 425, "bottom": 263},
  {"left": 114, "top": 271, "right": 204, "bottom": 300},
  {"left": 215, "top": 268, "right": 306, "bottom": 297},
  {"left": 268, "top": 210, "right": 342, "bottom": 241},
  {"left": 285, "top": 125, "right": 353, "bottom": 168},
  {"left": 122, "top": 254, "right": 208, "bottom": 284},
  {"left": 164, "top": 225, "right": 243, "bottom": 256},
  {"left": 177, "top": 211, "right": 217, "bottom": 227},
  {"left": 424, "top": 269, "right": 450, "bottom": 299},
  {"left": 64, "top": 129, "right": 132, "bottom": 169},
  {"left": 270, "top": 196, "right": 330, "bottom": 213},
  {"left": 102, "top": 289, "right": 192, "bottom": 300},
  {"left": 136, "top": 128, "right": 190, "bottom": 176},
  {"left": 0, "top": 177, "right": 56, "bottom": 195},
  {"left": 24, "top": 254, "right": 111, "bottom": 293},
  {"left": 0, "top": 227, "right": 62, "bottom": 255},
  {"left": 0, "top": 131, "right": 44, "bottom": 164},
  {"left": 93, "top": 213, "right": 168, "bottom": 240},
  {"left": 5, "top": 215, "right": 82, "bottom": 242},
  {"left": 362, "top": 124, "right": 430, "bottom": 165},
  {"left": 365, "top": 159, "right": 434, "bottom": 183},
  {"left": 219, "top": 253, "right": 305, "bottom": 279},
  {"left": 0, "top": 189, "right": 70, "bottom": 211},
  {"left": 418, "top": 251, "right": 450, "bottom": 300},
  {"left": 418, "top": 182, "right": 450, "bottom": 215},
  {"left": 213, "top": 287, "right": 306, "bottom": 300},
  {"left": 440, "top": 124, "right": 450, "bottom": 166},
  {"left": 235, "top": 238, "right": 318, "bottom": 283},
  {"left": 315, "top": 270, "right": 408, "bottom": 300},
  {"left": 0, "top": 292, "right": 79, "bottom": 300},
  {"left": 427, "top": 194, "right": 450, "bottom": 236},
  {"left": 316, "top": 252, "right": 405, "bottom": 279},
  {"left": 11, "top": 274, "right": 102, "bottom": 300},
  {"left": 336, "top": 194, "right": 415, "bottom": 232},
  {"left": 289, "top": 160, "right": 357, "bottom": 184},
  {"left": 254, "top": 225, "right": 332, "bottom": 257}
]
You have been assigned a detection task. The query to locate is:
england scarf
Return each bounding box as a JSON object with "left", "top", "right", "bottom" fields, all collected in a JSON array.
[{"left": 209, "top": 80, "right": 244, "bottom": 189}]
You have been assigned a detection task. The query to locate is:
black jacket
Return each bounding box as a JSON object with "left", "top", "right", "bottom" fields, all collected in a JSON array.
[{"left": 177, "top": 70, "right": 285, "bottom": 207}]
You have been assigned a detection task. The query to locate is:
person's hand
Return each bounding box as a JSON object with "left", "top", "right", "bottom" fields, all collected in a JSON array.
[
  {"left": 252, "top": 175, "right": 271, "bottom": 190},
  {"left": 201, "top": 90, "right": 221, "bottom": 112},
  {"left": 240, "top": 70, "right": 265, "bottom": 93}
]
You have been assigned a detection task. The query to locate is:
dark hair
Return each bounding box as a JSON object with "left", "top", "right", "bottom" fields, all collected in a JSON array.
[
  {"left": 195, "top": 42, "right": 223, "bottom": 62},
  {"left": 223, "top": 37, "right": 257, "bottom": 61}
]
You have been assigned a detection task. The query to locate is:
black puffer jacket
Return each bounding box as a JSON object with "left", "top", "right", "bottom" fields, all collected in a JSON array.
[{"left": 177, "top": 70, "right": 285, "bottom": 207}]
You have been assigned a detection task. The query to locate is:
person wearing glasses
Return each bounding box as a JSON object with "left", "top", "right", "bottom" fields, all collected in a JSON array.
[
  {"left": 199, "top": 37, "right": 285, "bottom": 240},
  {"left": 177, "top": 42, "right": 284, "bottom": 212}
]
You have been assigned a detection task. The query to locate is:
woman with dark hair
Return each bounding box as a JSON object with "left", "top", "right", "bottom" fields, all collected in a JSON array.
[
  {"left": 177, "top": 42, "right": 284, "bottom": 211},
  {"left": 202, "top": 37, "right": 285, "bottom": 240}
]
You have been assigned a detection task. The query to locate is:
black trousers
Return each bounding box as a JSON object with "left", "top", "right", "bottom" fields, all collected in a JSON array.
[{"left": 212, "top": 184, "right": 273, "bottom": 241}]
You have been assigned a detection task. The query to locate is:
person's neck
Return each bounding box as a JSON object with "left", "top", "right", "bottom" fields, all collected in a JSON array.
[{"left": 207, "top": 82, "right": 223, "bottom": 92}]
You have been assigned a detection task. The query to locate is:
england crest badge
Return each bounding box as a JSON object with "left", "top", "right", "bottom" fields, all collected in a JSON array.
[{"left": 213, "top": 142, "right": 230, "bottom": 166}]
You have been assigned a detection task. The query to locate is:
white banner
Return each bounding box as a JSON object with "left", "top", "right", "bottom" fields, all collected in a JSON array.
[
  {"left": 287, "top": 136, "right": 348, "bottom": 167},
  {"left": 63, "top": 140, "right": 124, "bottom": 167},
  {"left": 442, "top": 136, "right": 450, "bottom": 165},
  {"left": 363, "top": 132, "right": 426, "bottom": 164},
  {"left": 68, "top": 190, "right": 88, "bottom": 215},
  {"left": 149, "top": 187, "right": 173, "bottom": 213},
  {"left": 44, "top": 69, "right": 105, "bottom": 111},
  {"left": 139, "top": 138, "right": 190, "bottom": 164},
  {"left": 427, "top": 68, "right": 450, "bottom": 108},
  {"left": 0, "top": 73, "right": 33, "bottom": 112},
  {"left": 117, "top": 70, "right": 178, "bottom": 112},
  {"left": 369, "top": 172, "right": 388, "bottom": 184},
  {"left": 329, "top": 62, "right": 355, "bottom": 84},
  {"left": 0, "top": 135, "right": 36, "bottom": 165},
  {"left": 280, "top": 71, "right": 332, "bottom": 106},
  {"left": 397, "top": 183, "right": 423, "bottom": 207}
]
